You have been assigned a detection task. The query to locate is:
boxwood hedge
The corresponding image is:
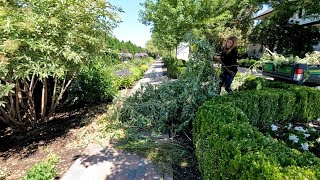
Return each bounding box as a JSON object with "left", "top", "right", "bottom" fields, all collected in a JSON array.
[{"left": 193, "top": 83, "right": 320, "bottom": 179}]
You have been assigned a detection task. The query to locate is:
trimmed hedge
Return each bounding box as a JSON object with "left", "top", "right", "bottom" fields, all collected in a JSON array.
[
  {"left": 240, "top": 77, "right": 320, "bottom": 121},
  {"left": 162, "top": 57, "right": 186, "bottom": 79},
  {"left": 194, "top": 87, "right": 320, "bottom": 179}
]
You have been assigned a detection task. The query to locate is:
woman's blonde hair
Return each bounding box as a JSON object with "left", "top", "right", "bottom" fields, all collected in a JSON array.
[{"left": 223, "top": 36, "right": 238, "bottom": 54}]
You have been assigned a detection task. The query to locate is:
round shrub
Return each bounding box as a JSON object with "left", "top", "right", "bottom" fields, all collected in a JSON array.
[{"left": 67, "top": 66, "right": 118, "bottom": 105}]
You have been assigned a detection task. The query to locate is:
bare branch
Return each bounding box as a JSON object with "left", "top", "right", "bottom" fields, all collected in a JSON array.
[
  {"left": 29, "top": 72, "right": 36, "bottom": 92},
  {"left": 8, "top": 93, "right": 14, "bottom": 114}
]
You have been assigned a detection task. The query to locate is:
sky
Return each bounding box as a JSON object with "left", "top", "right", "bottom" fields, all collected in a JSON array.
[
  {"left": 108, "top": 1, "right": 270, "bottom": 48},
  {"left": 108, "top": 0, "right": 151, "bottom": 48}
]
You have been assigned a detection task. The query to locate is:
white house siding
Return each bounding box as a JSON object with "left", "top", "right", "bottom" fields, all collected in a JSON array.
[
  {"left": 176, "top": 43, "right": 190, "bottom": 60},
  {"left": 314, "top": 43, "right": 320, "bottom": 51}
]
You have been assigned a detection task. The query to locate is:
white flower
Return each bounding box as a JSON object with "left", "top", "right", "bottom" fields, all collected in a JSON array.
[
  {"left": 294, "top": 126, "right": 307, "bottom": 133},
  {"left": 301, "top": 142, "right": 309, "bottom": 151},
  {"left": 316, "top": 138, "right": 320, "bottom": 143},
  {"left": 308, "top": 123, "right": 314, "bottom": 127},
  {"left": 286, "top": 123, "right": 293, "bottom": 129},
  {"left": 289, "top": 134, "right": 299, "bottom": 143},
  {"left": 304, "top": 133, "right": 311, "bottom": 138},
  {"left": 271, "top": 124, "right": 279, "bottom": 131}
]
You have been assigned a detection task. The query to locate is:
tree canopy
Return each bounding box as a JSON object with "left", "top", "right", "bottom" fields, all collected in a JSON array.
[
  {"left": 139, "top": 0, "right": 258, "bottom": 52},
  {"left": 250, "top": 0, "right": 320, "bottom": 56},
  {"left": 0, "top": 0, "right": 121, "bottom": 129}
]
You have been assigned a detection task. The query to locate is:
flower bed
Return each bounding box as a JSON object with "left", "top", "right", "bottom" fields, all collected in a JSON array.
[
  {"left": 268, "top": 121, "right": 320, "bottom": 156},
  {"left": 193, "top": 81, "right": 320, "bottom": 179}
]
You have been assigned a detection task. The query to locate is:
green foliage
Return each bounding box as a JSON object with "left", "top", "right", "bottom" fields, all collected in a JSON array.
[
  {"left": 107, "top": 37, "right": 143, "bottom": 54},
  {"left": 68, "top": 57, "right": 154, "bottom": 105},
  {"left": 194, "top": 89, "right": 320, "bottom": 179},
  {"left": 0, "top": 0, "right": 122, "bottom": 129},
  {"left": 22, "top": 154, "right": 59, "bottom": 180},
  {"left": 119, "top": 37, "right": 219, "bottom": 135},
  {"left": 240, "top": 77, "right": 320, "bottom": 121},
  {"left": 0, "top": 169, "right": 5, "bottom": 180},
  {"left": 162, "top": 57, "right": 186, "bottom": 79},
  {"left": 140, "top": 0, "right": 258, "bottom": 52},
  {"left": 267, "top": 122, "right": 320, "bottom": 153},
  {"left": 250, "top": 11, "right": 320, "bottom": 57},
  {"left": 67, "top": 65, "right": 118, "bottom": 105},
  {"left": 238, "top": 59, "right": 259, "bottom": 68},
  {"left": 261, "top": 52, "right": 320, "bottom": 66},
  {"left": 250, "top": 1, "right": 320, "bottom": 57},
  {"left": 145, "top": 39, "right": 161, "bottom": 58},
  {"left": 252, "top": 0, "right": 320, "bottom": 17},
  {"left": 114, "top": 57, "right": 154, "bottom": 88},
  {"left": 214, "top": 27, "right": 247, "bottom": 54}
]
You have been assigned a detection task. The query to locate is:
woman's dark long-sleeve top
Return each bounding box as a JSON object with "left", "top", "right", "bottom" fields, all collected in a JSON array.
[{"left": 220, "top": 48, "right": 238, "bottom": 75}]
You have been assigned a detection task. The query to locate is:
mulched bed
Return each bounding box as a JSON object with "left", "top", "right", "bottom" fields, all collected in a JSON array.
[
  {"left": 0, "top": 105, "right": 107, "bottom": 180},
  {"left": 172, "top": 133, "right": 201, "bottom": 180}
]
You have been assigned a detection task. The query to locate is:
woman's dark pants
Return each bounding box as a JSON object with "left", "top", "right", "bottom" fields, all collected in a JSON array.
[{"left": 218, "top": 71, "right": 235, "bottom": 94}]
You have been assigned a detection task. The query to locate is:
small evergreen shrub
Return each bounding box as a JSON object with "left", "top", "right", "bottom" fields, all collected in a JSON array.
[{"left": 22, "top": 154, "right": 59, "bottom": 180}]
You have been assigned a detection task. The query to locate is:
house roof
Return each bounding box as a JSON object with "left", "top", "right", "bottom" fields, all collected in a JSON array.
[{"left": 253, "top": 8, "right": 275, "bottom": 20}]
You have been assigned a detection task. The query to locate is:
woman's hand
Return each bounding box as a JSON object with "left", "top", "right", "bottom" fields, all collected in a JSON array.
[{"left": 214, "top": 55, "right": 221, "bottom": 63}]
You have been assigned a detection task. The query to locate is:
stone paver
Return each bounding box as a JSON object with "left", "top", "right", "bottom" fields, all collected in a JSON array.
[
  {"left": 61, "top": 59, "right": 172, "bottom": 180},
  {"left": 129, "top": 59, "right": 168, "bottom": 95},
  {"left": 61, "top": 143, "right": 171, "bottom": 180}
]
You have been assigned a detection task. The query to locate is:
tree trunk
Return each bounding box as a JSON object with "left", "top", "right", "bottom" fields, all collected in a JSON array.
[
  {"left": 47, "top": 73, "right": 76, "bottom": 121},
  {"left": 24, "top": 78, "right": 37, "bottom": 127},
  {"left": 50, "top": 76, "right": 57, "bottom": 111},
  {"left": 40, "top": 79, "right": 47, "bottom": 123},
  {"left": 15, "top": 80, "right": 22, "bottom": 124}
]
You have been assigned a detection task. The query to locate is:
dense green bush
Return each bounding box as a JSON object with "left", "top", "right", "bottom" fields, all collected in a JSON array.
[
  {"left": 67, "top": 57, "right": 153, "bottom": 105},
  {"left": 162, "top": 57, "right": 186, "bottom": 79},
  {"left": 194, "top": 89, "right": 320, "bottom": 179},
  {"left": 238, "top": 58, "right": 258, "bottom": 68},
  {"left": 240, "top": 77, "right": 320, "bottom": 121},
  {"left": 113, "top": 57, "right": 153, "bottom": 88},
  {"left": 22, "top": 154, "right": 59, "bottom": 180},
  {"left": 67, "top": 66, "right": 119, "bottom": 105}
]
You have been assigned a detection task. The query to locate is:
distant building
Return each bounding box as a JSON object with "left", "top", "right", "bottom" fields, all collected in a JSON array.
[{"left": 176, "top": 43, "right": 190, "bottom": 60}]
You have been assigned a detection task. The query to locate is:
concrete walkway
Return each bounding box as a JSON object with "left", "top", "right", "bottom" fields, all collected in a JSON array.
[
  {"left": 130, "top": 59, "right": 168, "bottom": 95},
  {"left": 61, "top": 59, "right": 172, "bottom": 180}
]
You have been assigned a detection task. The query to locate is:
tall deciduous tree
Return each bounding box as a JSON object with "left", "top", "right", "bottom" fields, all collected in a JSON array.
[
  {"left": 0, "top": 0, "right": 120, "bottom": 130},
  {"left": 140, "top": 0, "right": 258, "bottom": 53}
]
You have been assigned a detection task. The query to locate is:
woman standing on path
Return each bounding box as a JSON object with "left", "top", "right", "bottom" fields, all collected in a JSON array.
[{"left": 214, "top": 36, "right": 239, "bottom": 94}]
